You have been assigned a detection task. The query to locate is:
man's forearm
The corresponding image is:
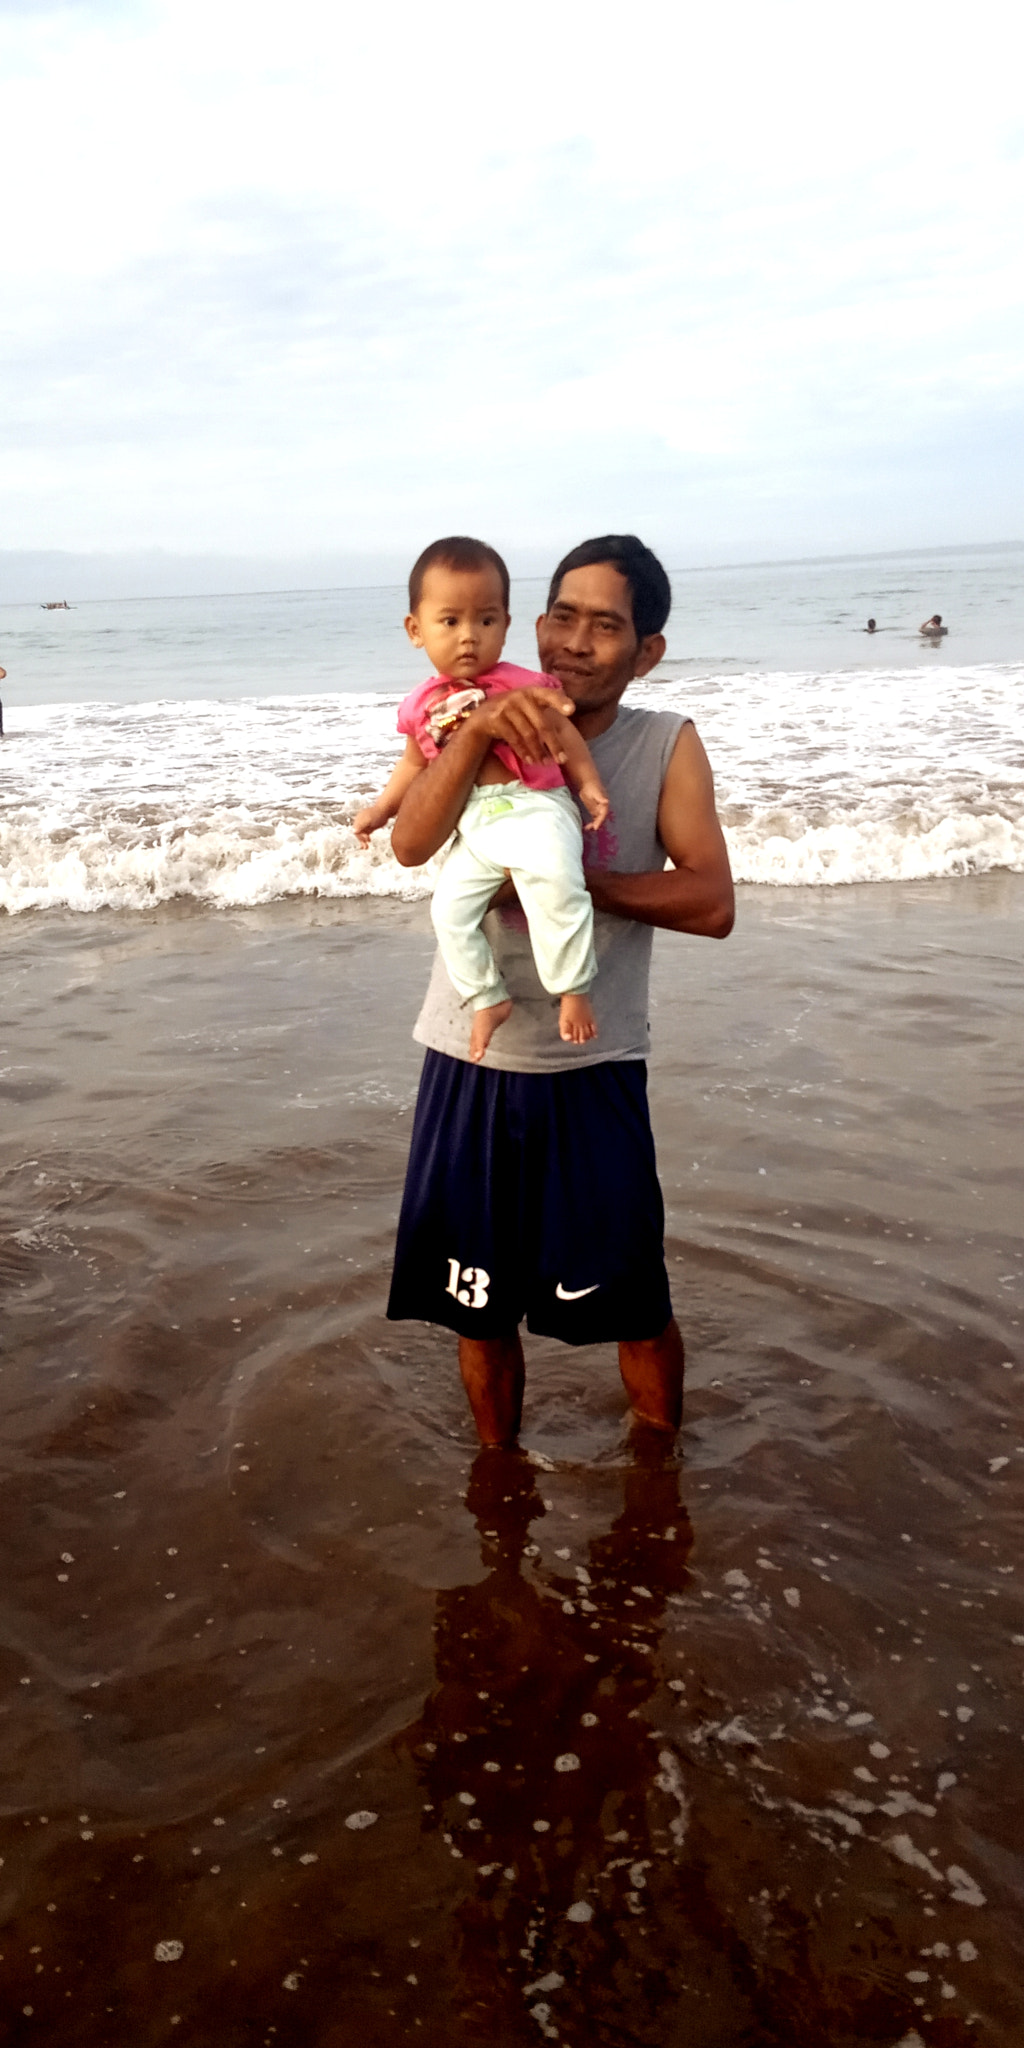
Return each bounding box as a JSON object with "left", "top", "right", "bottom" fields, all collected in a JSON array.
[
  {"left": 587, "top": 863, "right": 735, "bottom": 938},
  {"left": 390, "top": 721, "right": 492, "bottom": 865}
]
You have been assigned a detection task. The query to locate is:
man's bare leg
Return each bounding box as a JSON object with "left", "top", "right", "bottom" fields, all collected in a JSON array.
[
  {"left": 618, "top": 1318, "right": 685, "bottom": 1433},
  {"left": 459, "top": 1332, "right": 525, "bottom": 1447}
]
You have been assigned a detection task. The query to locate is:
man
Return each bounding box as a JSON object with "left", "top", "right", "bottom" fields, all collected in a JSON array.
[{"left": 387, "top": 535, "right": 734, "bottom": 1447}]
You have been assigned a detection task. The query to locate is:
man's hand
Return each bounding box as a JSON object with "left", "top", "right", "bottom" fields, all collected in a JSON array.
[{"left": 474, "top": 684, "right": 576, "bottom": 763}]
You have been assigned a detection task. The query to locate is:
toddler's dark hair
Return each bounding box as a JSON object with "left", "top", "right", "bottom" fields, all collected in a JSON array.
[
  {"left": 408, "top": 536, "right": 510, "bottom": 613},
  {"left": 547, "top": 534, "right": 672, "bottom": 640}
]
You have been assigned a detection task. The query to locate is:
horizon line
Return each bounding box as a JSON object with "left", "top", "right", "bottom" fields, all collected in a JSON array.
[{"left": 1, "top": 534, "right": 1021, "bottom": 609}]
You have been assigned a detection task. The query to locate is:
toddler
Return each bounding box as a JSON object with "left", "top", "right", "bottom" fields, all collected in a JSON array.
[{"left": 354, "top": 536, "right": 609, "bottom": 1062}]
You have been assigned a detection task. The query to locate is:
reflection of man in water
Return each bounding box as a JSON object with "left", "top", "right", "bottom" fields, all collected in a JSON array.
[{"left": 404, "top": 1448, "right": 710, "bottom": 2038}]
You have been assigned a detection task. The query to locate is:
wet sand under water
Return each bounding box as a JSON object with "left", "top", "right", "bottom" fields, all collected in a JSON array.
[{"left": 1, "top": 876, "right": 1022, "bottom": 2047}]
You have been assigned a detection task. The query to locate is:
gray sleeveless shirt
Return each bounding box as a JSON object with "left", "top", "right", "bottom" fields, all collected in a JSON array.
[{"left": 412, "top": 703, "right": 690, "bottom": 1073}]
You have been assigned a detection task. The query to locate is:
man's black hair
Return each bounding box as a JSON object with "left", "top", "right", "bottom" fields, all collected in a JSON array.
[
  {"left": 546, "top": 534, "right": 672, "bottom": 640},
  {"left": 409, "top": 536, "right": 510, "bottom": 613}
]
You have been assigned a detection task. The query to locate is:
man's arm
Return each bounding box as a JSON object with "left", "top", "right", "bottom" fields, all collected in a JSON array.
[
  {"left": 587, "top": 723, "right": 735, "bottom": 938},
  {"left": 390, "top": 686, "right": 574, "bottom": 867}
]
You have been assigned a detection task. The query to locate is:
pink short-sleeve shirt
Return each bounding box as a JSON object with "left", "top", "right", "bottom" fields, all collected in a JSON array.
[{"left": 396, "top": 662, "right": 565, "bottom": 792}]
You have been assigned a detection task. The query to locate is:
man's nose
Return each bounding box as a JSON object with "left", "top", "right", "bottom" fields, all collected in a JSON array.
[{"left": 562, "top": 618, "right": 592, "bottom": 651}]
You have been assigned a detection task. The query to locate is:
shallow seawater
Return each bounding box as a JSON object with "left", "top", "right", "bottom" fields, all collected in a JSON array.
[{"left": 1, "top": 882, "right": 1022, "bottom": 2045}]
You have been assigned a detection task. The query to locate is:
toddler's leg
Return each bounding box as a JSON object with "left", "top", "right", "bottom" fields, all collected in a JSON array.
[
  {"left": 499, "top": 794, "right": 598, "bottom": 1041},
  {"left": 430, "top": 833, "right": 513, "bottom": 1061}
]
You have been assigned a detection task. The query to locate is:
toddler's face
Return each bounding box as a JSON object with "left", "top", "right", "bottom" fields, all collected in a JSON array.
[{"left": 405, "top": 564, "right": 509, "bottom": 681}]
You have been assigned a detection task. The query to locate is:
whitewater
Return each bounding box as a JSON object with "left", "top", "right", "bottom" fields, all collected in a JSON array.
[{"left": 1, "top": 663, "right": 1021, "bottom": 913}]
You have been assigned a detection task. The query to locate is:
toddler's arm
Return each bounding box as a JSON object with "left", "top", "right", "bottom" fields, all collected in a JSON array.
[
  {"left": 549, "top": 714, "right": 610, "bottom": 832},
  {"left": 353, "top": 736, "right": 428, "bottom": 848}
]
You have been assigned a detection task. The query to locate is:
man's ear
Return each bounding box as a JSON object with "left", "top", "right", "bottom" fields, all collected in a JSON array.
[
  {"left": 633, "top": 632, "right": 666, "bottom": 679},
  {"left": 405, "top": 613, "right": 425, "bottom": 647}
]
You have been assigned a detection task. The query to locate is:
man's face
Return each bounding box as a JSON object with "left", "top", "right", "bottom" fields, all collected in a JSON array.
[{"left": 535, "top": 563, "right": 665, "bottom": 717}]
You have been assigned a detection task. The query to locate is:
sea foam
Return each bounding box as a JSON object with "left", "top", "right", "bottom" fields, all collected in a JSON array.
[{"left": 2, "top": 666, "right": 1021, "bottom": 913}]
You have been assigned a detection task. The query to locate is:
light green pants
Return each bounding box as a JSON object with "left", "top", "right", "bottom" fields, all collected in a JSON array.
[{"left": 431, "top": 783, "right": 598, "bottom": 1011}]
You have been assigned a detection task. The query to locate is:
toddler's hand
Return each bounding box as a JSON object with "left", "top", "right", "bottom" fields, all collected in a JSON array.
[
  {"left": 579, "top": 781, "right": 610, "bottom": 832},
  {"left": 353, "top": 805, "right": 378, "bottom": 849}
]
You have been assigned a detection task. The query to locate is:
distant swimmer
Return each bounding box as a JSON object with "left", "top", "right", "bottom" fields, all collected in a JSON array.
[
  {"left": 920, "top": 614, "right": 948, "bottom": 637},
  {"left": 865, "top": 618, "right": 877, "bottom": 633}
]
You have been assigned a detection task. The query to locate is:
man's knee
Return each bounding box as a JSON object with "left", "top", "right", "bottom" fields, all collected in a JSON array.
[{"left": 459, "top": 1331, "right": 523, "bottom": 1363}]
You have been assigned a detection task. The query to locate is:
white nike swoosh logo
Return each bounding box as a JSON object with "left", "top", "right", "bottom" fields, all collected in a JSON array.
[{"left": 555, "top": 1282, "right": 600, "bottom": 1301}]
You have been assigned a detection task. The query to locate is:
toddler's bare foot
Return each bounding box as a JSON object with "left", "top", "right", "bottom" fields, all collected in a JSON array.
[
  {"left": 559, "top": 992, "right": 597, "bottom": 1044},
  {"left": 469, "top": 999, "right": 513, "bottom": 1062}
]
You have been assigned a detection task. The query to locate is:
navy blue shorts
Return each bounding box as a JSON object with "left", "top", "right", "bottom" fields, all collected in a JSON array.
[{"left": 387, "top": 1050, "right": 673, "bottom": 1345}]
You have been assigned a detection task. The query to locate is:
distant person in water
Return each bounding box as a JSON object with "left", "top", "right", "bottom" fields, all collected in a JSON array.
[
  {"left": 354, "top": 537, "right": 610, "bottom": 1062},
  {"left": 920, "top": 614, "right": 948, "bottom": 637},
  {"left": 865, "top": 619, "right": 877, "bottom": 633}
]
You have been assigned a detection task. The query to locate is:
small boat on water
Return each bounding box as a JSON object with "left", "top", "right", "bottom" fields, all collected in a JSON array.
[{"left": 41, "top": 599, "right": 73, "bottom": 610}]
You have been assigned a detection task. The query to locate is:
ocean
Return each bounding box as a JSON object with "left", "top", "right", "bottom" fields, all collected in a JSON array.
[
  {"left": 2, "top": 544, "right": 1023, "bottom": 2046},
  {"left": 2, "top": 541, "right": 1022, "bottom": 913}
]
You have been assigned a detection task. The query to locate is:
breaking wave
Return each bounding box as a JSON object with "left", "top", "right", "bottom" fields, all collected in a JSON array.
[{"left": 2, "top": 666, "right": 1022, "bottom": 912}]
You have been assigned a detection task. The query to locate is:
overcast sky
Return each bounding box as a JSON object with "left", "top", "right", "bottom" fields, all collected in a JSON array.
[{"left": 2, "top": 0, "right": 1022, "bottom": 576}]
